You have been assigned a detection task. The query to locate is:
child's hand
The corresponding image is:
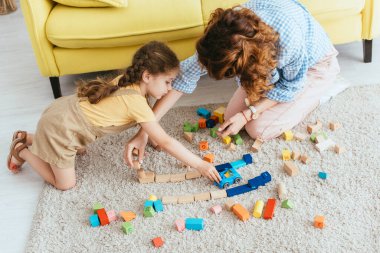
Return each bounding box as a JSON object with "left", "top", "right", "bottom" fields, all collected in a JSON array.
[
  {"left": 217, "top": 112, "right": 247, "bottom": 138},
  {"left": 123, "top": 130, "right": 149, "bottom": 167},
  {"left": 197, "top": 162, "right": 221, "bottom": 183}
]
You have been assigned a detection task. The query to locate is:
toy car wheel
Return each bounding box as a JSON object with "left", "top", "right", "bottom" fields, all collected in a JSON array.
[
  {"left": 234, "top": 178, "right": 242, "bottom": 184},
  {"left": 223, "top": 183, "right": 230, "bottom": 189}
]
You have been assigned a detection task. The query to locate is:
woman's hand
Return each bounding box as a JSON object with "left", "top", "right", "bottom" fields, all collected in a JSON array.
[
  {"left": 123, "top": 129, "right": 149, "bottom": 167},
  {"left": 217, "top": 112, "right": 247, "bottom": 138},
  {"left": 196, "top": 161, "right": 221, "bottom": 183}
]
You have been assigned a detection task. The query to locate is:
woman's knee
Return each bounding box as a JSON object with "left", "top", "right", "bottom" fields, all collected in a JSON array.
[
  {"left": 55, "top": 180, "right": 76, "bottom": 191},
  {"left": 245, "top": 121, "right": 263, "bottom": 140}
]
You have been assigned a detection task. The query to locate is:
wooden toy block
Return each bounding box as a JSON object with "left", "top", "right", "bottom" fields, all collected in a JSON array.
[
  {"left": 281, "top": 199, "right": 294, "bottom": 209},
  {"left": 183, "top": 132, "right": 193, "bottom": 143},
  {"left": 283, "top": 130, "right": 294, "bottom": 141},
  {"left": 185, "top": 218, "right": 204, "bottom": 231},
  {"left": 334, "top": 145, "right": 346, "bottom": 154},
  {"left": 203, "top": 153, "right": 215, "bottom": 163},
  {"left": 231, "top": 203, "right": 250, "bottom": 221},
  {"left": 210, "top": 205, "right": 222, "bottom": 214},
  {"left": 177, "top": 195, "right": 195, "bottom": 204},
  {"left": 191, "top": 123, "right": 199, "bottom": 132},
  {"left": 199, "top": 141, "right": 209, "bottom": 151},
  {"left": 144, "top": 200, "right": 154, "bottom": 208},
  {"left": 148, "top": 194, "right": 158, "bottom": 201},
  {"left": 122, "top": 221, "right": 134, "bottom": 234},
  {"left": 329, "top": 122, "right": 341, "bottom": 131},
  {"left": 222, "top": 136, "right": 231, "bottom": 145},
  {"left": 197, "top": 107, "right": 211, "bottom": 119},
  {"left": 224, "top": 199, "right": 236, "bottom": 211},
  {"left": 210, "top": 190, "right": 227, "bottom": 200},
  {"left": 120, "top": 211, "right": 136, "bottom": 221},
  {"left": 315, "top": 138, "right": 335, "bottom": 152},
  {"left": 185, "top": 170, "right": 202, "bottom": 180},
  {"left": 293, "top": 132, "right": 307, "bottom": 141},
  {"left": 155, "top": 174, "right": 171, "bottom": 183},
  {"left": 310, "top": 131, "right": 327, "bottom": 143},
  {"left": 230, "top": 159, "right": 246, "bottom": 169},
  {"left": 283, "top": 161, "right": 299, "bottom": 176},
  {"left": 253, "top": 200, "right": 264, "bottom": 218},
  {"left": 263, "top": 198, "right": 276, "bottom": 220},
  {"left": 161, "top": 196, "right": 178, "bottom": 204},
  {"left": 170, "top": 173, "right": 186, "bottom": 182},
  {"left": 300, "top": 154, "right": 310, "bottom": 164},
  {"left": 198, "top": 118, "right": 206, "bottom": 128},
  {"left": 138, "top": 171, "right": 155, "bottom": 183},
  {"left": 106, "top": 210, "right": 117, "bottom": 222},
  {"left": 243, "top": 154, "right": 253, "bottom": 164},
  {"left": 183, "top": 122, "right": 192, "bottom": 132},
  {"left": 132, "top": 160, "right": 141, "bottom": 170},
  {"left": 307, "top": 120, "right": 323, "bottom": 134},
  {"left": 93, "top": 203, "right": 103, "bottom": 214},
  {"left": 132, "top": 148, "right": 139, "bottom": 156},
  {"left": 194, "top": 192, "right": 211, "bottom": 201},
  {"left": 277, "top": 182, "right": 287, "bottom": 200},
  {"left": 318, "top": 171, "right": 328, "bottom": 179},
  {"left": 206, "top": 118, "right": 217, "bottom": 128},
  {"left": 137, "top": 168, "right": 146, "bottom": 179},
  {"left": 210, "top": 115, "right": 219, "bottom": 123},
  {"left": 143, "top": 206, "right": 156, "bottom": 217},
  {"left": 152, "top": 237, "right": 164, "bottom": 248},
  {"left": 291, "top": 150, "right": 301, "bottom": 160},
  {"left": 251, "top": 138, "right": 263, "bottom": 152},
  {"left": 232, "top": 134, "right": 244, "bottom": 145},
  {"left": 97, "top": 208, "right": 110, "bottom": 226},
  {"left": 153, "top": 200, "right": 164, "bottom": 212},
  {"left": 210, "top": 127, "right": 218, "bottom": 138},
  {"left": 214, "top": 106, "right": 225, "bottom": 123},
  {"left": 226, "top": 184, "right": 254, "bottom": 197},
  {"left": 226, "top": 142, "right": 236, "bottom": 151},
  {"left": 89, "top": 214, "right": 100, "bottom": 227},
  {"left": 282, "top": 149, "right": 292, "bottom": 161},
  {"left": 247, "top": 171, "right": 271, "bottom": 189},
  {"left": 175, "top": 219, "right": 185, "bottom": 232},
  {"left": 314, "top": 215, "right": 325, "bottom": 229}
]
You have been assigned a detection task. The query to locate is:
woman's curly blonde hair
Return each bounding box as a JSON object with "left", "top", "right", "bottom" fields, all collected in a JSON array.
[{"left": 196, "top": 7, "right": 279, "bottom": 104}]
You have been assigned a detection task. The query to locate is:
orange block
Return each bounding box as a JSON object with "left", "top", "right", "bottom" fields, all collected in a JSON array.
[
  {"left": 231, "top": 203, "right": 250, "bottom": 221},
  {"left": 199, "top": 141, "right": 209, "bottom": 151},
  {"left": 120, "top": 211, "right": 136, "bottom": 221},
  {"left": 210, "top": 115, "right": 219, "bottom": 123},
  {"left": 203, "top": 153, "right": 215, "bottom": 163},
  {"left": 198, "top": 118, "right": 206, "bottom": 128},
  {"left": 152, "top": 237, "right": 164, "bottom": 248},
  {"left": 314, "top": 215, "right": 325, "bottom": 229}
]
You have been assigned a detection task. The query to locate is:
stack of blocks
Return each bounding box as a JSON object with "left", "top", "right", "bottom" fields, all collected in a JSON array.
[
  {"left": 143, "top": 196, "right": 164, "bottom": 218},
  {"left": 89, "top": 203, "right": 116, "bottom": 227}
]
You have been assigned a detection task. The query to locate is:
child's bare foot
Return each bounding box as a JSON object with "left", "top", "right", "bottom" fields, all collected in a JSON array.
[{"left": 7, "top": 131, "right": 28, "bottom": 173}]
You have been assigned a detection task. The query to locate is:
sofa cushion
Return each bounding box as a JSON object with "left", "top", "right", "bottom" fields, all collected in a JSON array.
[
  {"left": 52, "top": 0, "right": 128, "bottom": 8},
  {"left": 46, "top": 0, "right": 204, "bottom": 48},
  {"left": 299, "top": 0, "right": 365, "bottom": 20}
]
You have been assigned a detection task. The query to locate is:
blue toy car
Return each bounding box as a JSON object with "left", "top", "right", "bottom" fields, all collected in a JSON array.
[{"left": 214, "top": 167, "right": 243, "bottom": 189}]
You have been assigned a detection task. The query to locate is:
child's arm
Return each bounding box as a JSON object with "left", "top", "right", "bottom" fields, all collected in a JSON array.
[{"left": 125, "top": 121, "right": 221, "bottom": 183}]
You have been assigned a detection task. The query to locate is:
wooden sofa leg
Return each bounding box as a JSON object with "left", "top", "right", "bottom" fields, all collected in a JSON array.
[
  {"left": 362, "top": 39, "right": 372, "bottom": 63},
  {"left": 49, "top": 77, "right": 62, "bottom": 99}
]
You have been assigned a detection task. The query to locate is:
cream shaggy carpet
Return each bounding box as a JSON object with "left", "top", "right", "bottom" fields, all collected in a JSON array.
[{"left": 26, "top": 86, "right": 380, "bottom": 253}]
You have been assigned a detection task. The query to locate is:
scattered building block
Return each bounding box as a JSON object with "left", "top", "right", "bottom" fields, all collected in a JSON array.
[
  {"left": 143, "top": 206, "right": 156, "bottom": 217},
  {"left": 175, "top": 219, "right": 185, "bottom": 232},
  {"left": 199, "top": 141, "right": 209, "bottom": 151},
  {"left": 243, "top": 154, "right": 253, "bottom": 164},
  {"left": 291, "top": 150, "right": 301, "bottom": 160},
  {"left": 186, "top": 170, "right": 202, "bottom": 180},
  {"left": 177, "top": 195, "right": 195, "bottom": 204},
  {"left": 281, "top": 199, "right": 294, "bottom": 209},
  {"left": 89, "top": 214, "right": 100, "bottom": 227},
  {"left": 282, "top": 149, "right": 292, "bottom": 161},
  {"left": 251, "top": 138, "right": 263, "bottom": 152},
  {"left": 210, "top": 190, "right": 227, "bottom": 199},
  {"left": 248, "top": 171, "right": 272, "bottom": 189},
  {"left": 97, "top": 208, "right": 110, "bottom": 226},
  {"left": 183, "top": 122, "right": 193, "bottom": 132},
  {"left": 155, "top": 174, "right": 171, "bottom": 183},
  {"left": 138, "top": 171, "right": 155, "bottom": 183},
  {"left": 263, "top": 199, "right": 276, "bottom": 220},
  {"left": 132, "top": 148, "right": 139, "bottom": 157},
  {"left": 210, "top": 127, "right": 218, "bottom": 138},
  {"left": 230, "top": 159, "right": 246, "bottom": 169},
  {"left": 210, "top": 115, "right": 219, "bottom": 123},
  {"left": 226, "top": 184, "right": 254, "bottom": 197},
  {"left": 137, "top": 168, "right": 146, "bottom": 179},
  {"left": 120, "top": 211, "right": 136, "bottom": 221},
  {"left": 315, "top": 139, "right": 335, "bottom": 152},
  {"left": 152, "top": 237, "right": 164, "bottom": 248},
  {"left": 277, "top": 182, "right": 287, "bottom": 200},
  {"left": 170, "top": 173, "right": 187, "bottom": 182},
  {"left": 122, "top": 221, "right": 133, "bottom": 234},
  {"left": 161, "top": 196, "right": 178, "bottom": 204},
  {"left": 206, "top": 118, "right": 217, "bottom": 128},
  {"left": 334, "top": 145, "right": 346, "bottom": 154},
  {"left": 198, "top": 118, "right": 206, "bottom": 128},
  {"left": 203, "top": 153, "right": 215, "bottom": 163},
  {"left": 300, "top": 154, "right": 311, "bottom": 164},
  {"left": 106, "top": 210, "right": 117, "bottom": 222},
  {"left": 329, "top": 122, "right": 341, "bottom": 131},
  {"left": 314, "top": 215, "right": 325, "bottom": 229},
  {"left": 222, "top": 136, "right": 232, "bottom": 145},
  {"left": 318, "top": 171, "right": 328, "bottom": 179},
  {"left": 293, "top": 132, "right": 307, "bottom": 141},
  {"left": 307, "top": 120, "right": 322, "bottom": 134},
  {"left": 194, "top": 192, "right": 211, "bottom": 201},
  {"left": 224, "top": 199, "right": 236, "bottom": 211},
  {"left": 231, "top": 203, "right": 250, "bottom": 221},
  {"left": 183, "top": 132, "right": 193, "bottom": 143},
  {"left": 214, "top": 106, "right": 225, "bottom": 123},
  {"left": 148, "top": 195, "right": 158, "bottom": 201},
  {"left": 144, "top": 200, "right": 154, "bottom": 208},
  {"left": 232, "top": 134, "right": 244, "bottom": 145},
  {"left": 210, "top": 205, "right": 222, "bottom": 214},
  {"left": 283, "top": 161, "right": 299, "bottom": 176},
  {"left": 253, "top": 200, "right": 264, "bottom": 218},
  {"left": 191, "top": 123, "right": 199, "bottom": 132},
  {"left": 153, "top": 200, "right": 164, "bottom": 212},
  {"left": 283, "top": 130, "right": 294, "bottom": 141},
  {"left": 185, "top": 218, "right": 204, "bottom": 231},
  {"left": 197, "top": 107, "right": 211, "bottom": 119},
  {"left": 93, "top": 203, "right": 103, "bottom": 214},
  {"left": 226, "top": 142, "right": 236, "bottom": 151},
  {"left": 132, "top": 160, "right": 141, "bottom": 170}
]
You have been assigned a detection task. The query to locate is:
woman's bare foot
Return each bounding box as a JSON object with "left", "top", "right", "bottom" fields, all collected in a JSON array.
[{"left": 7, "top": 131, "right": 29, "bottom": 173}]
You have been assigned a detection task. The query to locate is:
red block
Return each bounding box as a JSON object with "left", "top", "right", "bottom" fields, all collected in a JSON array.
[
  {"left": 263, "top": 198, "right": 276, "bottom": 220},
  {"left": 97, "top": 208, "right": 110, "bottom": 226},
  {"left": 152, "top": 237, "right": 164, "bottom": 248},
  {"left": 198, "top": 118, "right": 206, "bottom": 128}
]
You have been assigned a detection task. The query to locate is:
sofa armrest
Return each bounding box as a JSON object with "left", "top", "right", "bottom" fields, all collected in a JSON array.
[
  {"left": 20, "top": 0, "right": 59, "bottom": 76},
  {"left": 362, "top": 0, "right": 380, "bottom": 39}
]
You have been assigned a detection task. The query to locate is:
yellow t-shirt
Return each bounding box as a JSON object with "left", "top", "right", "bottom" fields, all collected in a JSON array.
[{"left": 79, "top": 84, "right": 156, "bottom": 127}]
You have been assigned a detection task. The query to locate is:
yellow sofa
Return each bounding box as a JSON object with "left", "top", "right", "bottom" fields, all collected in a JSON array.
[{"left": 21, "top": 0, "right": 379, "bottom": 98}]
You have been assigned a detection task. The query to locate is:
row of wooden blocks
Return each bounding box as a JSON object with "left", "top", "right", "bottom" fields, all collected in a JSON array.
[
  {"left": 161, "top": 189, "right": 227, "bottom": 204},
  {"left": 137, "top": 169, "right": 203, "bottom": 184}
]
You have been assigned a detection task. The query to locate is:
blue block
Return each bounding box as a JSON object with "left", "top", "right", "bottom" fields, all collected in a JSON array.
[
  {"left": 185, "top": 218, "right": 204, "bottom": 231},
  {"left": 196, "top": 108, "right": 211, "bottom": 119},
  {"left": 215, "top": 163, "right": 232, "bottom": 172},
  {"left": 206, "top": 119, "right": 216, "bottom": 128},
  {"left": 153, "top": 200, "right": 164, "bottom": 212},
  {"left": 318, "top": 172, "right": 328, "bottom": 179},
  {"left": 144, "top": 200, "right": 154, "bottom": 208},
  {"left": 242, "top": 154, "right": 253, "bottom": 164},
  {"left": 230, "top": 159, "right": 246, "bottom": 170},
  {"left": 89, "top": 214, "right": 100, "bottom": 227},
  {"left": 226, "top": 183, "right": 254, "bottom": 197},
  {"left": 248, "top": 171, "right": 272, "bottom": 188}
]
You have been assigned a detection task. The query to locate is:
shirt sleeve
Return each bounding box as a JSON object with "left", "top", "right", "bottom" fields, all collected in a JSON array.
[
  {"left": 125, "top": 95, "right": 156, "bottom": 123},
  {"left": 172, "top": 53, "right": 208, "bottom": 94}
]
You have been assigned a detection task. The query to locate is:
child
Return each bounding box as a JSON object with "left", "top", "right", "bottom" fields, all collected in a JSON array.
[{"left": 7, "top": 41, "right": 221, "bottom": 190}]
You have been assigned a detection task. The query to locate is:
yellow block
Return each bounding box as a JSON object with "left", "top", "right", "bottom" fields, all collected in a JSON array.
[
  {"left": 214, "top": 106, "right": 225, "bottom": 124},
  {"left": 283, "top": 130, "right": 294, "bottom": 141},
  {"left": 222, "top": 136, "right": 231, "bottom": 144},
  {"left": 282, "top": 149, "right": 292, "bottom": 161},
  {"left": 253, "top": 200, "right": 264, "bottom": 218},
  {"left": 148, "top": 194, "right": 158, "bottom": 201}
]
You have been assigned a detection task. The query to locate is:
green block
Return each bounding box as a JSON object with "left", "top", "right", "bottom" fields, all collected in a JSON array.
[
  {"left": 232, "top": 134, "right": 244, "bottom": 145},
  {"left": 143, "top": 206, "right": 156, "bottom": 217},
  {"left": 281, "top": 199, "right": 294, "bottom": 209},
  {"left": 93, "top": 203, "right": 103, "bottom": 214},
  {"left": 310, "top": 131, "right": 328, "bottom": 143},
  {"left": 191, "top": 123, "right": 199, "bottom": 132},
  {"left": 210, "top": 127, "right": 218, "bottom": 138},
  {"left": 183, "top": 122, "right": 192, "bottom": 132},
  {"left": 122, "top": 222, "right": 134, "bottom": 234}
]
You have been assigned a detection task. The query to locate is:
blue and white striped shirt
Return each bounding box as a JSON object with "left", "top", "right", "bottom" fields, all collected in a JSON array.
[{"left": 172, "top": 0, "right": 334, "bottom": 102}]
